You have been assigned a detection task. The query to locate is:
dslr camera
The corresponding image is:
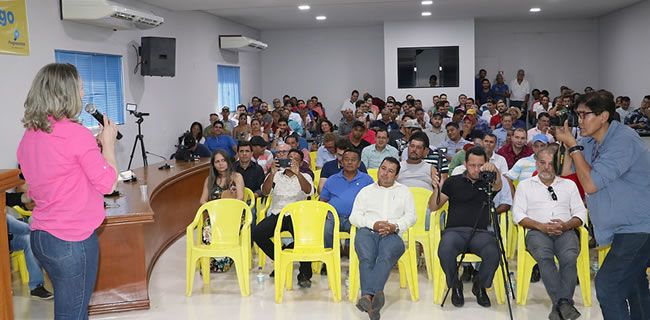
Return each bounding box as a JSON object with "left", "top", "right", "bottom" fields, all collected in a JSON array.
[
  {"left": 479, "top": 171, "right": 497, "bottom": 183},
  {"left": 551, "top": 107, "right": 579, "bottom": 127}
]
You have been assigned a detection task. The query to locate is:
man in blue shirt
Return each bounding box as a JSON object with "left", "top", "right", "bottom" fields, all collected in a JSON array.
[
  {"left": 320, "top": 149, "right": 374, "bottom": 251},
  {"left": 555, "top": 92, "right": 650, "bottom": 320},
  {"left": 204, "top": 120, "right": 237, "bottom": 158},
  {"left": 319, "top": 139, "right": 367, "bottom": 193}
]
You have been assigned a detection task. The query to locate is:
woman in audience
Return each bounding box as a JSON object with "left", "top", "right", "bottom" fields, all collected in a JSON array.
[
  {"left": 199, "top": 150, "right": 244, "bottom": 272},
  {"left": 232, "top": 112, "right": 251, "bottom": 141},
  {"left": 250, "top": 118, "right": 269, "bottom": 142},
  {"left": 310, "top": 119, "right": 335, "bottom": 149},
  {"left": 190, "top": 121, "right": 204, "bottom": 144},
  {"left": 17, "top": 63, "right": 118, "bottom": 318}
]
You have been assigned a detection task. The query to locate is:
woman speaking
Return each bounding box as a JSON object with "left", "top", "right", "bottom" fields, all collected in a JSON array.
[{"left": 17, "top": 63, "right": 118, "bottom": 319}]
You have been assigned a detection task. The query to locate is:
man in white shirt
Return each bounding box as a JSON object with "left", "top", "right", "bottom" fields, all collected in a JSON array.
[
  {"left": 341, "top": 89, "right": 360, "bottom": 115},
  {"left": 350, "top": 157, "right": 417, "bottom": 320},
  {"left": 512, "top": 147, "right": 587, "bottom": 320},
  {"left": 509, "top": 69, "right": 531, "bottom": 117},
  {"left": 361, "top": 128, "right": 399, "bottom": 169},
  {"left": 616, "top": 96, "right": 632, "bottom": 122},
  {"left": 252, "top": 146, "right": 314, "bottom": 288},
  {"left": 527, "top": 112, "right": 555, "bottom": 143}
]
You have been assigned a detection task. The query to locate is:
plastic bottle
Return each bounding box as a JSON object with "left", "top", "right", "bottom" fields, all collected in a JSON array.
[
  {"left": 507, "top": 271, "right": 516, "bottom": 295},
  {"left": 256, "top": 267, "right": 265, "bottom": 284}
]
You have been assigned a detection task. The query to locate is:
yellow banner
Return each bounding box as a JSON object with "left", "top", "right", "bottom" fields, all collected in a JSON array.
[{"left": 0, "top": 0, "right": 29, "bottom": 55}]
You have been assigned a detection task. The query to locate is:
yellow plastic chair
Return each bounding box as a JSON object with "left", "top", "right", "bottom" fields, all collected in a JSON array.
[
  {"left": 186, "top": 199, "right": 253, "bottom": 297},
  {"left": 12, "top": 206, "right": 32, "bottom": 218},
  {"left": 409, "top": 187, "right": 435, "bottom": 280},
  {"left": 348, "top": 225, "right": 419, "bottom": 302},
  {"left": 366, "top": 168, "right": 378, "bottom": 182},
  {"left": 256, "top": 196, "right": 272, "bottom": 268},
  {"left": 312, "top": 230, "right": 351, "bottom": 275},
  {"left": 273, "top": 201, "right": 341, "bottom": 303},
  {"left": 10, "top": 251, "right": 29, "bottom": 284},
  {"left": 515, "top": 225, "right": 592, "bottom": 306},
  {"left": 505, "top": 211, "right": 518, "bottom": 259},
  {"left": 310, "top": 151, "right": 318, "bottom": 171},
  {"left": 597, "top": 245, "right": 610, "bottom": 268},
  {"left": 243, "top": 188, "right": 256, "bottom": 266},
  {"left": 431, "top": 203, "right": 506, "bottom": 305}
]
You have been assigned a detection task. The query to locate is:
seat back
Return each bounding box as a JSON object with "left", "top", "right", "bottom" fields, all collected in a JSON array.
[
  {"left": 409, "top": 187, "right": 433, "bottom": 234},
  {"left": 276, "top": 200, "right": 337, "bottom": 251},
  {"left": 366, "top": 168, "right": 378, "bottom": 182},
  {"left": 243, "top": 188, "right": 255, "bottom": 209},
  {"left": 196, "top": 199, "right": 252, "bottom": 247},
  {"left": 313, "top": 169, "right": 321, "bottom": 192},
  {"left": 310, "top": 151, "right": 318, "bottom": 171}
]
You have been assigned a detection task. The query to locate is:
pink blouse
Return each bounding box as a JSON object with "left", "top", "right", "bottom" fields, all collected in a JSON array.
[{"left": 17, "top": 118, "right": 117, "bottom": 241}]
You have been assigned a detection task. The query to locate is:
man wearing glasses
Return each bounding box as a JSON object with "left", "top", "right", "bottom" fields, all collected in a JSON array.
[{"left": 512, "top": 147, "right": 587, "bottom": 320}]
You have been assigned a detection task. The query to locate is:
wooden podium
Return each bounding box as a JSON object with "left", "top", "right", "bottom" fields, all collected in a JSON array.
[{"left": 0, "top": 169, "right": 22, "bottom": 320}]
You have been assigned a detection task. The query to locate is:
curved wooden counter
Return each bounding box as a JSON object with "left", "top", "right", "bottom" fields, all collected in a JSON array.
[{"left": 89, "top": 159, "right": 209, "bottom": 315}]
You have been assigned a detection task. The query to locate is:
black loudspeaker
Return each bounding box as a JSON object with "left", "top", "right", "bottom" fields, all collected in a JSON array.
[{"left": 140, "top": 37, "right": 176, "bottom": 77}]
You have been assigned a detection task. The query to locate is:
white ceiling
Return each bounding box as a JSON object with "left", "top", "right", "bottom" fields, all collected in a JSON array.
[{"left": 140, "top": 0, "right": 641, "bottom": 30}]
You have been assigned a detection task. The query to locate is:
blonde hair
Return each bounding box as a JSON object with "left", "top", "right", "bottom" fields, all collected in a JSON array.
[{"left": 22, "top": 63, "right": 83, "bottom": 133}]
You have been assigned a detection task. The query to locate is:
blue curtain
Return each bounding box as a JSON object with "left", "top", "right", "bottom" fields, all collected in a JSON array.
[
  {"left": 55, "top": 50, "right": 125, "bottom": 127},
  {"left": 217, "top": 65, "right": 241, "bottom": 111}
]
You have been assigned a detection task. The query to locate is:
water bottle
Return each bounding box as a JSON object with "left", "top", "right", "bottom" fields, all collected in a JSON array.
[
  {"left": 256, "top": 267, "right": 265, "bottom": 284},
  {"left": 508, "top": 271, "right": 516, "bottom": 295},
  {"left": 591, "top": 261, "right": 599, "bottom": 275}
]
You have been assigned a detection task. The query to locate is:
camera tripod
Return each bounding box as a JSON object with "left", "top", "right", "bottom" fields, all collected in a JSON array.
[
  {"left": 440, "top": 179, "right": 515, "bottom": 320},
  {"left": 127, "top": 112, "right": 149, "bottom": 170}
]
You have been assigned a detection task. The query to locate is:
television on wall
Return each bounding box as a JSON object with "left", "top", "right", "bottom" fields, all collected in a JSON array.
[{"left": 397, "top": 46, "right": 459, "bottom": 88}]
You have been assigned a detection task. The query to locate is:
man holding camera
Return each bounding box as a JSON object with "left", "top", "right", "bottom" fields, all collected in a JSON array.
[
  {"left": 430, "top": 146, "right": 503, "bottom": 308},
  {"left": 252, "top": 143, "right": 315, "bottom": 288},
  {"left": 555, "top": 92, "right": 650, "bottom": 320}
]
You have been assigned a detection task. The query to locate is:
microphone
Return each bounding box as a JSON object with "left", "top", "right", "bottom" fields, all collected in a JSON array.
[
  {"left": 85, "top": 104, "right": 123, "bottom": 140},
  {"left": 145, "top": 151, "right": 172, "bottom": 170}
]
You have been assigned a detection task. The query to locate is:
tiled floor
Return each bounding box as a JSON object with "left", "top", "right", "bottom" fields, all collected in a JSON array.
[{"left": 12, "top": 235, "right": 606, "bottom": 320}]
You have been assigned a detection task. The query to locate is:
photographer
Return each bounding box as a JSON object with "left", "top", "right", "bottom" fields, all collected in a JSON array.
[
  {"left": 555, "top": 92, "right": 650, "bottom": 320},
  {"left": 429, "top": 146, "right": 502, "bottom": 308}
]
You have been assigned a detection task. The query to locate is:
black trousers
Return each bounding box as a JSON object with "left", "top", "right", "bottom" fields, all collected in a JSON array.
[
  {"left": 252, "top": 214, "right": 312, "bottom": 280},
  {"left": 438, "top": 227, "right": 500, "bottom": 288}
]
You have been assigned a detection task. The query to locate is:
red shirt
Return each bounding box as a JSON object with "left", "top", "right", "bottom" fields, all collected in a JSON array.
[
  {"left": 497, "top": 143, "right": 533, "bottom": 169},
  {"left": 490, "top": 114, "right": 502, "bottom": 128}
]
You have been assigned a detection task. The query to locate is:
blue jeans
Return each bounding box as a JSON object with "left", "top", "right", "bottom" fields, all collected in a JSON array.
[
  {"left": 324, "top": 214, "right": 351, "bottom": 249},
  {"left": 354, "top": 228, "right": 405, "bottom": 296},
  {"left": 7, "top": 214, "right": 44, "bottom": 289},
  {"left": 31, "top": 230, "right": 99, "bottom": 320},
  {"left": 595, "top": 233, "right": 650, "bottom": 320}
]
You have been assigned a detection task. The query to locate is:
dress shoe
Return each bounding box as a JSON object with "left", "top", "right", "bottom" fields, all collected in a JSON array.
[
  {"left": 372, "top": 291, "right": 385, "bottom": 313},
  {"left": 557, "top": 299, "right": 581, "bottom": 320},
  {"left": 472, "top": 279, "right": 491, "bottom": 307},
  {"left": 531, "top": 264, "right": 541, "bottom": 283},
  {"left": 451, "top": 280, "right": 464, "bottom": 307},
  {"left": 548, "top": 308, "right": 562, "bottom": 320}
]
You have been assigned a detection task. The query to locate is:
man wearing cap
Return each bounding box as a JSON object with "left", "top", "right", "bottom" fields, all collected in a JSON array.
[
  {"left": 505, "top": 133, "right": 548, "bottom": 183},
  {"left": 250, "top": 136, "right": 274, "bottom": 174},
  {"left": 389, "top": 117, "right": 420, "bottom": 157},
  {"left": 461, "top": 115, "right": 485, "bottom": 141},
  {"left": 498, "top": 128, "right": 533, "bottom": 169},
  {"left": 220, "top": 106, "right": 238, "bottom": 133}
]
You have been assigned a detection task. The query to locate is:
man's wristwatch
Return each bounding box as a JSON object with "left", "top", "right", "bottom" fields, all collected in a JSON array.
[{"left": 568, "top": 145, "right": 584, "bottom": 155}]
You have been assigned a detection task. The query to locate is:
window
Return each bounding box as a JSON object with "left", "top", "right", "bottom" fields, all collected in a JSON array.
[
  {"left": 217, "top": 65, "right": 240, "bottom": 111},
  {"left": 55, "top": 50, "right": 125, "bottom": 127},
  {"left": 397, "top": 46, "right": 460, "bottom": 88}
]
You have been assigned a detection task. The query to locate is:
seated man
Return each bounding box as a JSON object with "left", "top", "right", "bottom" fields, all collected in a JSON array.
[
  {"left": 349, "top": 121, "right": 371, "bottom": 154},
  {"left": 315, "top": 133, "right": 338, "bottom": 169},
  {"left": 204, "top": 120, "right": 237, "bottom": 158},
  {"left": 397, "top": 132, "right": 448, "bottom": 191},
  {"left": 5, "top": 192, "right": 53, "bottom": 299},
  {"left": 430, "top": 146, "right": 502, "bottom": 308},
  {"left": 512, "top": 147, "right": 586, "bottom": 320},
  {"left": 361, "top": 128, "right": 399, "bottom": 169},
  {"left": 251, "top": 146, "right": 314, "bottom": 288},
  {"left": 505, "top": 134, "right": 549, "bottom": 184},
  {"left": 250, "top": 136, "right": 274, "bottom": 174},
  {"left": 285, "top": 134, "right": 311, "bottom": 167},
  {"left": 497, "top": 128, "right": 533, "bottom": 169},
  {"left": 349, "top": 157, "right": 417, "bottom": 319},
  {"left": 319, "top": 139, "right": 368, "bottom": 193},
  {"left": 234, "top": 141, "right": 265, "bottom": 197},
  {"left": 320, "top": 148, "right": 373, "bottom": 252}
]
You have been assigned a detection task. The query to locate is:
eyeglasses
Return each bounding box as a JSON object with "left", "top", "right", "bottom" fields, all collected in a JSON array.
[
  {"left": 547, "top": 186, "right": 558, "bottom": 201},
  {"left": 576, "top": 111, "right": 595, "bottom": 119}
]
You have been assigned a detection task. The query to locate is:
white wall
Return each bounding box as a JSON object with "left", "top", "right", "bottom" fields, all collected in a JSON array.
[
  {"left": 475, "top": 19, "right": 599, "bottom": 100},
  {"left": 261, "top": 26, "right": 384, "bottom": 116},
  {"left": 598, "top": 0, "right": 650, "bottom": 107},
  {"left": 0, "top": 0, "right": 261, "bottom": 169},
  {"left": 384, "top": 19, "right": 475, "bottom": 106}
]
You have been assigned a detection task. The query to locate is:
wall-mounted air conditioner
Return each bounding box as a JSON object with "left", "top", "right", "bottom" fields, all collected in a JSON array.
[
  {"left": 219, "top": 35, "right": 268, "bottom": 52},
  {"left": 60, "top": 0, "right": 164, "bottom": 30}
]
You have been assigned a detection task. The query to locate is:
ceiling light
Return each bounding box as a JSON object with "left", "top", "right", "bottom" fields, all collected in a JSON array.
[
  {"left": 316, "top": 15, "right": 327, "bottom": 20},
  {"left": 421, "top": 1, "right": 433, "bottom": 5},
  {"left": 298, "top": 5, "right": 310, "bottom": 11},
  {"left": 421, "top": 12, "right": 432, "bottom": 16},
  {"left": 530, "top": 7, "right": 541, "bottom": 13}
]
